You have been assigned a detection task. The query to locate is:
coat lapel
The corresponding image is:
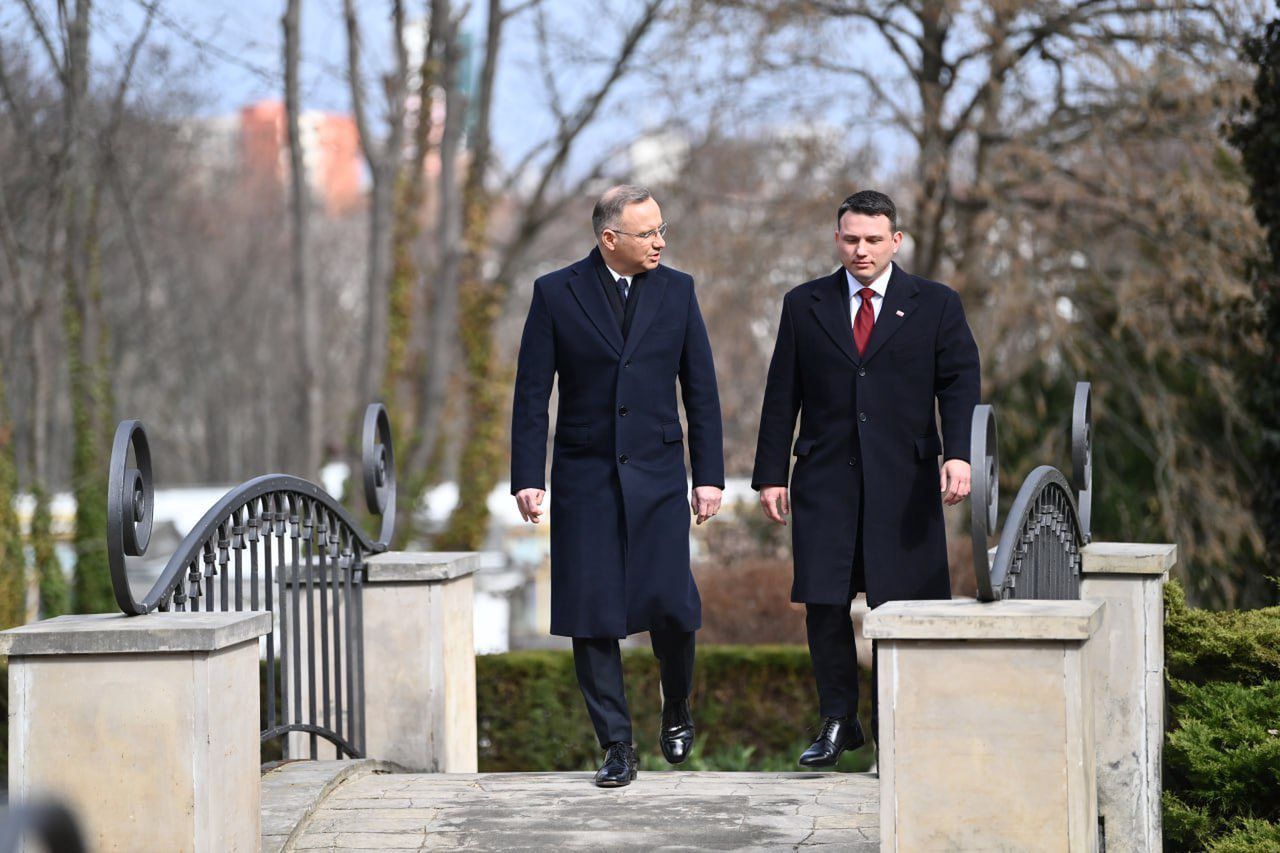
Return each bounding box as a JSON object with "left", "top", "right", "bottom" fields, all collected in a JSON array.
[
  {"left": 860, "top": 263, "right": 919, "bottom": 364},
  {"left": 810, "top": 270, "right": 859, "bottom": 366},
  {"left": 620, "top": 265, "right": 668, "bottom": 362},
  {"left": 567, "top": 253, "right": 624, "bottom": 356}
]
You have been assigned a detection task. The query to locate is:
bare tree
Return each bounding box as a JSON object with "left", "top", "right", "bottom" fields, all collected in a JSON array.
[
  {"left": 283, "top": 0, "right": 321, "bottom": 475},
  {"left": 343, "top": 0, "right": 411, "bottom": 401}
]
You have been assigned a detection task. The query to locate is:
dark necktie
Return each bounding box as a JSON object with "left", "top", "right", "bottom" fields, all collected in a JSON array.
[
  {"left": 853, "top": 287, "right": 876, "bottom": 356},
  {"left": 617, "top": 277, "right": 630, "bottom": 305}
]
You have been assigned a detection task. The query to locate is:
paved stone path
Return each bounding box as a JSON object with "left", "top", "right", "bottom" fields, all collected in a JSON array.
[{"left": 266, "top": 762, "right": 879, "bottom": 851}]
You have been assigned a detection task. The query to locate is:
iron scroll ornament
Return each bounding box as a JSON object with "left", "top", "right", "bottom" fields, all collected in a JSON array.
[
  {"left": 969, "top": 404, "right": 999, "bottom": 601},
  {"left": 969, "top": 382, "right": 1093, "bottom": 602},
  {"left": 107, "top": 403, "right": 396, "bottom": 616}
]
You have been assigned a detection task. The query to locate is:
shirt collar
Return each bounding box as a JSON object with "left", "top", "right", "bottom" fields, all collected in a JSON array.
[
  {"left": 604, "top": 264, "right": 630, "bottom": 285},
  {"left": 846, "top": 262, "right": 893, "bottom": 300}
]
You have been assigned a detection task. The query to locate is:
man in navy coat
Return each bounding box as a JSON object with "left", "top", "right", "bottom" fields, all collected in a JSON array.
[
  {"left": 752, "top": 190, "right": 980, "bottom": 766},
  {"left": 511, "top": 185, "right": 725, "bottom": 787}
]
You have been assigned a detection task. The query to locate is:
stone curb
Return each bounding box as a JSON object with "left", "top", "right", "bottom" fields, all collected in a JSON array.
[{"left": 261, "top": 758, "right": 408, "bottom": 853}]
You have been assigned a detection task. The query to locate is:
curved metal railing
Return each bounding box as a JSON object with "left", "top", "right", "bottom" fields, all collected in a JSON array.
[
  {"left": 971, "top": 382, "right": 1093, "bottom": 602},
  {"left": 106, "top": 403, "right": 396, "bottom": 761}
]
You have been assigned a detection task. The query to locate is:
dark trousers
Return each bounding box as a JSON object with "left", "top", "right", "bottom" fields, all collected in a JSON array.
[
  {"left": 805, "top": 601, "right": 877, "bottom": 741},
  {"left": 804, "top": 488, "right": 878, "bottom": 741},
  {"left": 572, "top": 630, "right": 695, "bottom": 748}
]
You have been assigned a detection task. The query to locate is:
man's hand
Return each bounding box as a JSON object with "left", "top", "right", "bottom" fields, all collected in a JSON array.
[
  {"left": 515, "top": 488, "right": 546, "bottom": 523},
  {"left": 691, "top": 486, "right": 722, "bottom": 525},
  {"left": 759, "top": 486, "right": 790, "bottom": 525},
  {"left": 940, "top": 460, "right": 971, "bottom": 506}
]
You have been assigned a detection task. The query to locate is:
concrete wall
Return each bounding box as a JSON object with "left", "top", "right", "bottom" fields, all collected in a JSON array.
[{"left": 2, "top": 612, "right": 271, "bottom": 852}]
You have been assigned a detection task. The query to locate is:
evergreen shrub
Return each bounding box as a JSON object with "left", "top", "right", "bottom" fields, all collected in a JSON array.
[{"left": 1163, "top": 580, "right": 1280, "bottom": 851}]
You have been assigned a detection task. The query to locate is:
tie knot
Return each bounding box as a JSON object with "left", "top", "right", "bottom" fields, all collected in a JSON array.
[{"left": 858, "top": 287, "right": 876, "bottom": 302}]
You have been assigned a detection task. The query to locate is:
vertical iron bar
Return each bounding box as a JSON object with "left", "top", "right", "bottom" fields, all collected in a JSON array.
[
  {"left": 353, "top": 546, "right": 366, "bottom": 753},
  {"left": 300, "top": 498, "right": 318, "bottom": 759},
  {"left": 219, "top": 524, "right": 230, "bottom": 611},
  {"left": 315, "top": 505, "right": 332, "bottom": 749},
  {"left": 249, "top": 506, "right": 260, "bottom": 611},
  {"left": 327, "top": 511, "right": 344, "bottom": 755},
  {"left": 233, "top": 525, "right": 244, "bottom": 612},
  {"left": 273, "top": 496, "right": 291, "bottom": 759},
  {"left": 341, "top": 525, "right": 355, "bottom": 752},
  {"left": 287, "top": 496, "right": 304, "bottom": 756},
  {"left": 260, "top": 500, "right": 276, "bottom": 753},
  {"left": 204, "top": 544, "right": 216, "bottom": 612}
]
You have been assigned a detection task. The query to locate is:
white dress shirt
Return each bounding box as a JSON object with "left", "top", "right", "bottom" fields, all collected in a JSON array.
[
  {"left": 605, "top": 265, "right": 632, "bottom": 299},
  {"left": 846, "top": 262, "right": 893, "bottom": 325}
]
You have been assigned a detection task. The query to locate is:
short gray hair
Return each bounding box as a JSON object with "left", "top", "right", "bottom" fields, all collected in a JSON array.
[{"left": 592, "top": 185, "right": 652, "bottom": 237}]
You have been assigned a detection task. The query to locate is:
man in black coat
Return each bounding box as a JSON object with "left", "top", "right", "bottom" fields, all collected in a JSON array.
[
  {"left": 751, "top": 190, "right": 980, "bottom": 767},
  {"left": 511, "top": 185, "right": 725, "bottom": 787}
]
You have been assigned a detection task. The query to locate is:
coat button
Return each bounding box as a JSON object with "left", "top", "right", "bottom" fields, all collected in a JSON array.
[
  {"left": 858, "top": 412, "right": 868, "bottom": 423},
  {"left": 624, "top": 360, "right": 632, "bottom": 368},
  {"left": 618, "top": 405, "right": 629, "bottom": 416},
  {"left": 619, "top": 454, "right": 629, "bottom": 464},
  {"left": 858, "top": 367, "right": 867, "bottom": 377},
  {"left": 848, "top": 458, "right": 858, "bottom": 466}
]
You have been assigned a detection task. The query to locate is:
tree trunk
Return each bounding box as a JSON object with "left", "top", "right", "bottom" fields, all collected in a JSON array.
[
  {"left": 436, "top": 0, "right": 504, "bottom": 551},
  {"left": 410, "top": 0, "right": 466, "bottom": 483},
  {"left": 283, "top": 0, "right": 321, "bottom": 476}
]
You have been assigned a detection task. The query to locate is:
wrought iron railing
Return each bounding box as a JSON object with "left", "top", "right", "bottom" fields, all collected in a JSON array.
[
  {"left": 106, "top": 403, "right": 396, "bottom": 761},
  {"left": 971, "top": 382, "right": 1093, "bottom": 602}
]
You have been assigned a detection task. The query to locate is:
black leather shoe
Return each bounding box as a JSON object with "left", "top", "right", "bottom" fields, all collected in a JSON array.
[
  {"left": 798, "top": 716, "right": 865, "bottom": 768},
  {"left": 660, "top": 698, "right": 695, "bottom": 765},
  {"left": 594, "top": 741, "right": 638, "bottom": 788}
]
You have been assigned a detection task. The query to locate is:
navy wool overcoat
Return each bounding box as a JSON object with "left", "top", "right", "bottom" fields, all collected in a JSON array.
[
  {"left": 751, "top": 264, "right": 980, "bottom": 607},
  {"left": 511, "top": 250, "right": 725, "bottom": 638}
]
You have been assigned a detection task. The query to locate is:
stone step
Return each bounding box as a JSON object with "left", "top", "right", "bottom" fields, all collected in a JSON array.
[{"left": 263, "top": 762, "right": 879, "bottom": 851}]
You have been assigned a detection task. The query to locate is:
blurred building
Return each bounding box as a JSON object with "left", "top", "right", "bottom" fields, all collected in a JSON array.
[
  {"left": 179, "top": 100, "right": 362, "bottom": 217},
  {"left": 240, "top": 100, "right": 362, "bottom": 216}
]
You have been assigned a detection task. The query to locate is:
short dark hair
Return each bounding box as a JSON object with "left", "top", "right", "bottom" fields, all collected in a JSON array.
[
  {"left": 837, "top": 190, "right": 897, "bottom": 231},
  {"left": 593, "top": 185, "right": 652, "bottom": 237}
]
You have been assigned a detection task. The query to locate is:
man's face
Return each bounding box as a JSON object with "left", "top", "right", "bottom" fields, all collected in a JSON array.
[
  {"left": 600, "top": 198, "right": 666, "bottom": 276},
  {"left": 835, "top": 212, "right": 902, "bottom": 284}
]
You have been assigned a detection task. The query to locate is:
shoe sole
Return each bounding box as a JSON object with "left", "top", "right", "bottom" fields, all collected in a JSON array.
[
  {"left": 798, "top": 739, "right": 865, "bottom": 769},
  {"left": 595, "top": 773, "right": 637, "bottom": 788}
]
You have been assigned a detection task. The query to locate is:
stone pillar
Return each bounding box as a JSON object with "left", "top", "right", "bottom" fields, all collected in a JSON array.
[
  {"left": 865, "top": 599, "right": 1105, "bottom": 852},
  {"left": 361, "top": 551, "right": 478, "bottom": 772},
  {"left": 1080, "top": 542, "right": 1175, "bottom": 853},
  {"left": 2, "top": 611, "right": 271, "bottom": 853}
]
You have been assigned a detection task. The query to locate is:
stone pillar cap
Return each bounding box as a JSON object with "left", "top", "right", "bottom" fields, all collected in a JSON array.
[
  {"left": 1081, "top": 542, "right": 1177, "bottom": 576},
  {"left": 364, "top": 551, "right": 479, "bottom": 583},
  {"left": 863, "top": 598, "right": 1104, "bottom": 641},
  {"left": 0, "top": 611, "right": 272, "bottom": 656}
]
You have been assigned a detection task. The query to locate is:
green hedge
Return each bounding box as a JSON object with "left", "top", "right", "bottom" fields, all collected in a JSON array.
[
  {"left": 476, "top": 645, "right": 874, "bottom": 773},
  {"left": 1163, "top": 580, "right": 1280, "bottom": 851}
]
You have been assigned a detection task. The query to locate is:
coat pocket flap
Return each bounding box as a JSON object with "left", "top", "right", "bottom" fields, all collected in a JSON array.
[
  {"left": 661, "top": 421, "right": 684, "bottom": 443},
  {"left": 914, "top": 433, "right": 944, "bottom": 460},
  {"left": 793, "top": 437, "right": 816, "bottom": 457},
  {"left": 557, "top": 425, "right": 591, "bottom": 447}
]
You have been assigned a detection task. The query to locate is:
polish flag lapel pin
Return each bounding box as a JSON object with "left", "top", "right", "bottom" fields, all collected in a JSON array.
[{"left": 895, "top": 309, "right": 905, "bottom": 317}]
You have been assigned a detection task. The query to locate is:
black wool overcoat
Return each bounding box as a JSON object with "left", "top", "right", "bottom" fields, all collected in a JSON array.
[
  {"left": 751, "top": 264, "right": 981, "bottom": 607},
  {"left": 511, "top": 249, "right": 725, "bottom": 638}
]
